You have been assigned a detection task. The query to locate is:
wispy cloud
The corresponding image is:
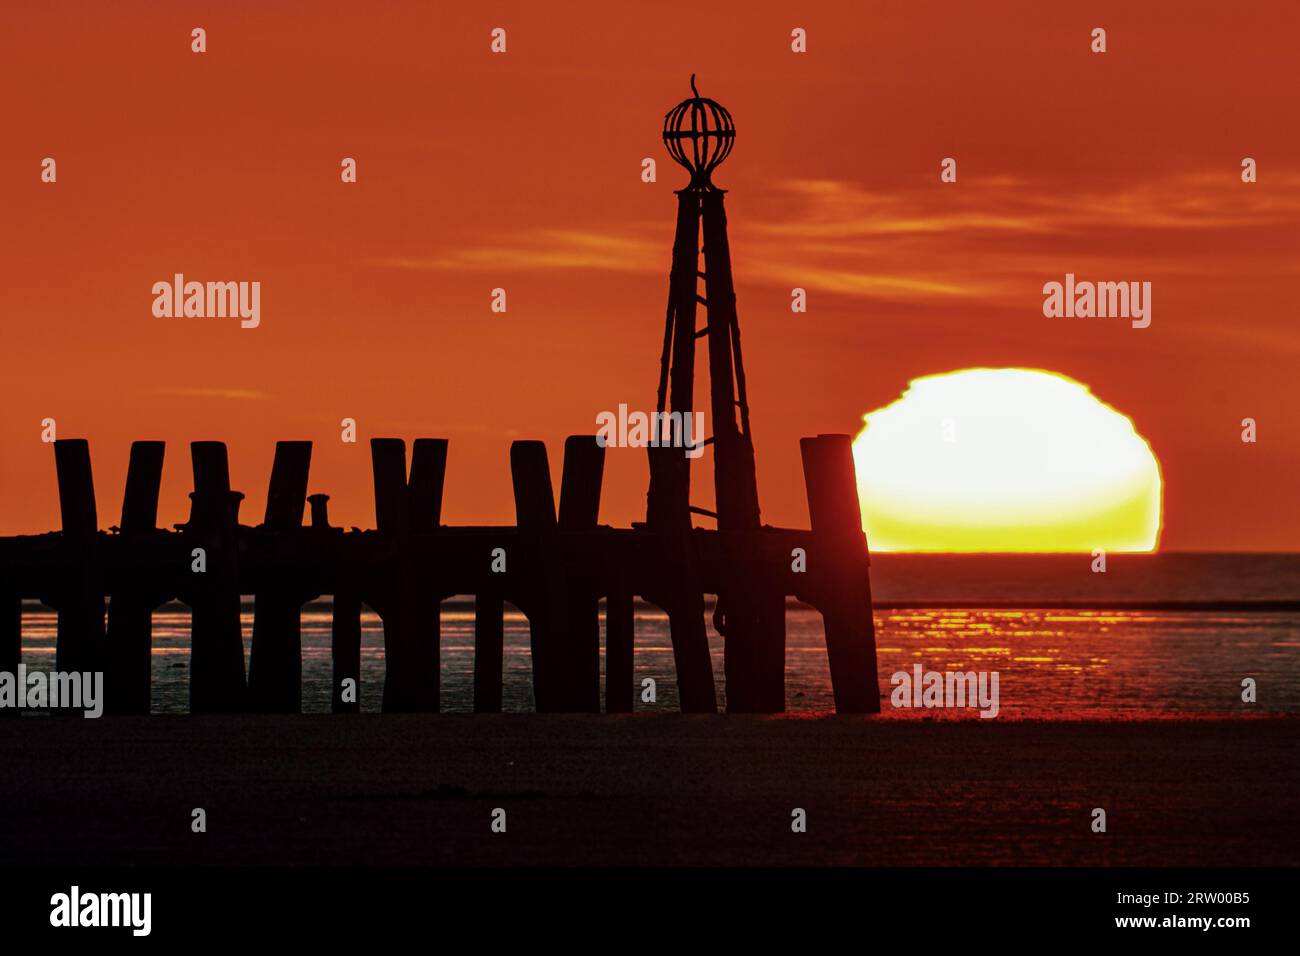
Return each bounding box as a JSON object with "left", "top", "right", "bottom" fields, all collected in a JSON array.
[
  {"left": 145, "top": 386, "right": 268, "bottom": 401},
  {"left": 369, "top": 171, "right": 1300, "bottom": 308},
  {"left": 370, "top": 231, "right": 660, "bottom": 274}
]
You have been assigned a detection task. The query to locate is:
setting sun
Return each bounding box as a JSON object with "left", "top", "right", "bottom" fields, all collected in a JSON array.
[{"left": 852, "top": 369, "right": 1162, "bottom": 552}]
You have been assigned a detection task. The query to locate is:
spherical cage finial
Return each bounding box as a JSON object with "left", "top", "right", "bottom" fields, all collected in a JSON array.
[{"left": 662, "top": 75, "right": 734, "bottom": 190}]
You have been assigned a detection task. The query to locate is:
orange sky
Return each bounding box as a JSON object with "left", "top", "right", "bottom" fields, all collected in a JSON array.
[{"left": 2, "top": 0, "right": 1297, "bottom": 549}]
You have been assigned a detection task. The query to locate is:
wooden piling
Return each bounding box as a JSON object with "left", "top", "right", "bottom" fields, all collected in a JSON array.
[
  {"left": 510, "top": 440, "right": 569, "bottom": 712},
  {"left": 663, "top": 595, "right": 717, "bottom": 713},
  {"left": 262, "top": 441, "right": 312, "bottom": 528},
  {"left": 718, "top": 584, "right": 786, "bottom": 713},
  {"left": 185, "top": 441, "right": 247, "bottom": 713},
  {"left": 511, "top": 441, "right": 558, "bottom": 529},
  {"left": 119, "top": 440, "right": 165, "bottom": 532},
  {"left": 645, "top": 445, "right": 717, "bottom": 713},
  {"left": 249, "top": 441, "right": 313, "bottom": 713},
  {"left": 370, "top": 438, "right": 439, "bottom": 713},
  {"left": 371, "top": 438, "right": 410, "bottom": 534},
  {"left": 558, "top": 436, "right": 604, "bottom": 529},
  {"left": 404, "top": 438, "right": 446, "bottom": 713},
  {"left": 51, "top": 439, "right": 104, "bottom": 674},
  {"left": 604, "top": 590, "right": 634, "bottom": 712},
  {"left": 800, "top": 434, "right": 881, "bottom": 714},
  {"left": 473, "top": 593, "right": 504, "bottom": 712},
  {"left": 105, "top": 440, "right": 166, "bottom": 714},
  {"left": 54, "top": 439, "right": 98, "bottom": 538},
  {"left": 330, "top": 591, "right": 362, "bottom": 713},
  {"left": 408, "top": 438, "right": 448, "bottom": 532},
  {"left": 559, "top": 435, "right": 604, "bottom": 712}
]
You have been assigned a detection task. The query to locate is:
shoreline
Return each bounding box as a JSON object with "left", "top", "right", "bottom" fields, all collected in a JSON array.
[{"left": 2, "top": 715, "right": 1296, "bottom": 867}]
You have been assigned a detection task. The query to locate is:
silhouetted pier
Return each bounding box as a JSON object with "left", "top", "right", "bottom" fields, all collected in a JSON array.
[
  {"left": 0, "top": 434, "right": 879, "bottom": 715},
  {"left": 0, "top": 79, "right": 881, "bottom": 716}
]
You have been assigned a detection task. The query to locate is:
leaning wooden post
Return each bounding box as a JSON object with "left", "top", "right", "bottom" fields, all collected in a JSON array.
[
  {"left": 371, "top": 438, "right": 439, "bottom": 713},
  {"left": 105, "top": 440, "right": 166, "bottom": 714},
  {"left": 645, "top": 445, "right": 716, "bottom": 713},
  {"left": 185, "top": 442, "right": 247, "bottom": 713},
  {"left": 51, "top": 439, "right": 104, "bottom": 674},
  {"left": 407, "top": 439, "right": 448, "bottom": 532},
  {"left": 372, "top": 438, "right": 413, "bottom": 711},
  {"left": 249, "top": 441, "right": 313, "bottom": 713},
  {"left": 800, "top": 434, "right": 880, "bottom": 713},
  {"left": 408, "top": 438, "right": 447, "bottom": 710},
  {"left": 558, "top": 435, "right": 604, "bottom": 712},
  {"left": 473, "top": 593, "right": 504, "bottom": 713},
  {"left": 510, "top": 440, "right": 569, "bottom": 712}
]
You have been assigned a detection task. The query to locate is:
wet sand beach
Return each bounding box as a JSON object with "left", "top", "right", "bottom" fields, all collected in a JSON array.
[{"left": 1, "top": 715, "right": 1295, "bottom": 867}]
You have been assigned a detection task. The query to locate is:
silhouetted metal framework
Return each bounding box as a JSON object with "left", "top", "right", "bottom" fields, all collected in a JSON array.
[
  {"left": 653, "top": 75, "right": 759, "bottom": 532},
  {"left": 650, "top": 76, "right": 782, "bottom": 711},
  {"left": 662, "top": 75, "right": 734, "bottom": 192}
]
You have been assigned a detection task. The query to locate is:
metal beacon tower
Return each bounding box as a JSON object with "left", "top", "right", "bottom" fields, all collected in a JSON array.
[{"left": 649, "top": 77, "right": 809, "bottom": 712}]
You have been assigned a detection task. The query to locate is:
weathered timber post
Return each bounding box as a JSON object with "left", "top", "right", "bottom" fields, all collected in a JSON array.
[
  {"left": 644, "top": 445, "right": 716, "bottom": 713},
  {"left": 473, "top": 593, "right": 504, "bottom": 712},
  {"left": 558, "top": 435, "right": 604, "bottom": 712},
  {"left": 408, "top": 439, "right": 447, "bottom": 532},
  {"left": 718, "top": 573, "right": 787, "bottom": 713},
  {"left": 51, "top": 439, "right": 104, "bottom": 674},
  {"left": 309, "top": 494, "right": 361, "bottom": 714},
  {"left": 510, "top": 440, "right": 569, "bottom": 712},
  {"left": 331, "top": 591, "right": 362, "bottom": 714},
  {"left": 799, "top": 434, "right": 880, "bottom": 713},
  {"left": 105, "top": 440, "right": 166, "bottom": 714},
  {"left": 604, "top": 590, "right": 634, "bottom": 712},
  {"left": 407, "top": 438, "right": 447, "bottom": 708},
  {"left": 185, "top": 441, "right": 247, "bottom": 713},
  {"left": 249, "top": 441, "right": 313, "bottom": 712},
  {"left": 370, "top": 438, "right": 440, "bottom": 713}
]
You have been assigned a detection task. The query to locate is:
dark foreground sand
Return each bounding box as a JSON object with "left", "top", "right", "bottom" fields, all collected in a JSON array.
[{"left": 1, "top": 716, "right": 1296, "bottom": 866}]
